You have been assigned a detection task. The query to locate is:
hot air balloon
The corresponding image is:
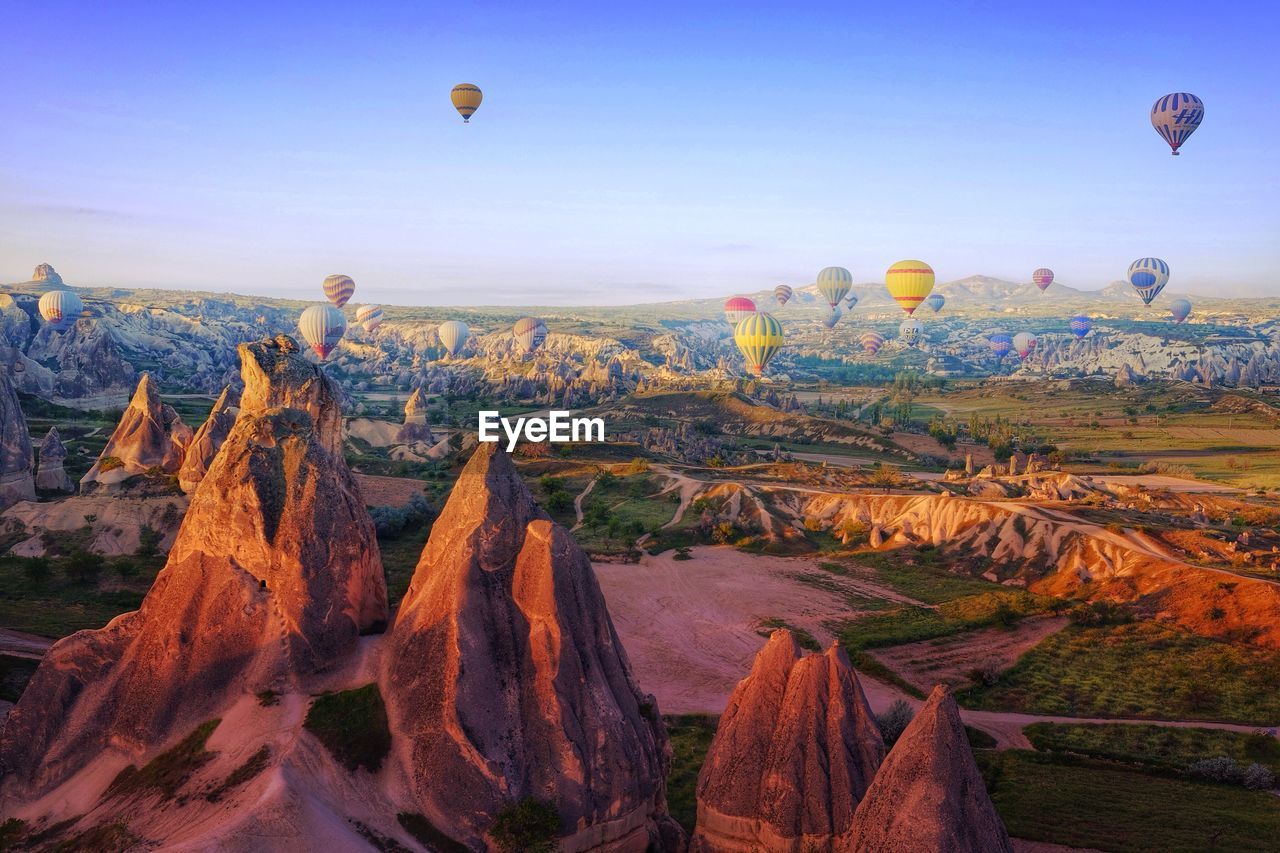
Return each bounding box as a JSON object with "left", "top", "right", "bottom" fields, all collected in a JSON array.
[
  {"left": 1128, "top": 258, "right": 1170, "bottom": 305},
  {"left": 989, "top": 332, "right": 1012, "bottom": 359},
  {"left": 860, "top": 330, "right": 885, "bottom": 355},
  {"left": 1170, "top": 298, "right": 1192, "bottom": 324},
  {"left": 1013, "top": 332, "right": 1037, "bottom": 360},
  {"left": 899, "top": 318, "right": 924, "bottom": 347},
  {"left": 822, "top": 306, "right": 843, "bottom": 329},
  {"left": 38, "top": 289, "right": 83, "bottom": 332},
  {"left": 845, "top": 292, "right": 859, "bottom": 310},
  {"left": 724, "top": 296, "right": 757, "bottom": 326},
  {"left": 773, "top": 284, "right": 793, "bottom": 307},
  {"left": 323, "top": 274, "right": 355, "bottom": 308},
  {"left": 1070, "top": 315, "right": 1092, "bottom": 339},
  {"left": 299, "top": 304, "right": 346, "bottom": 359},
  {"left": 355, "top": 304, "right": 383, "bottom": 333},
  {"left": 733, "top": 312, "right": 785, "bottom": 377},
  {"left": 513, "top": 317, "right": 548, "bottom": 354},
  {"left": 451, "top": 83, "right": 483, "bottom": 122},
  {"left": 924, "top": 293, "right": 945, "bottom": 313},
  {"left": 1151, "top": 93, "right": 1203, "bottom": 156},
  {"left": 885, "top": 260, "right": 935, "bottom": 315},
  {"left": 1032, "top": 268, "right": 1054, "bottom": 292},
  {"left": 438, "top": 319, "right": 470, "bottom": 357},
  {"left": 816, "top": 267, "right": 852, "bottom": 308}
]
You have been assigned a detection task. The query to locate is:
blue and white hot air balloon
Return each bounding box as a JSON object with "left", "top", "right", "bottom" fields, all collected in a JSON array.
[
  {"left": 1070, "top": 315, "right": 1092, "bottom": 339},
  {"left": 1128, "top": 258, "right": 1170, "bottom": 305},
  {"left": 822, "top": 306, "right": 843, "bottom": 329},
  {"left": 899, "top": 317, "right": 924, "bottom": 347},
  {"left": 1169, "top": 298, "right": 1192, "bottom": 324},
  {"left": 988, "top": 332, "right": 1012, "bottom": 359},
  {"left": 1151, "top": 93, "right": 1204, "bottom": 156},
  {"left": 355, "top": 304, "right": 383, "bottom": 332},
  {"left": 924, "top": 293, "right": 945, "bottom": 313}
]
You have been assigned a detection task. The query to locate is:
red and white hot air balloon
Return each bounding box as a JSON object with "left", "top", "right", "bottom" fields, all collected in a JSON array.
[{"left": 1032, "top": 268, "right": 1054, "bottom": 292}]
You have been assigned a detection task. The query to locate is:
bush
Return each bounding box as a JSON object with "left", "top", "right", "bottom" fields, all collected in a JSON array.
[
  {"left": 21, "top": 557, "right": 50, "bottom": 584},
  {"left": 98, "top": 455, "right": 124, "bottom": 472},
  {"left": 64, "top": 549, "right": 104, "bottom": 585},
  {"left": 490, "top": 798, "right": 560, "bottom": 853},
  {"left": 303, "top": 684, "right": 392, "bottom": 773},
  {"left": 369, "top": 493, "right": 433, "bottom": 538},
  {"left": 876, "top": 699, "right": 914, "bottom": 747},
  {"left": 1242, "top": 762, "right": 1276, "bottom": 791}
]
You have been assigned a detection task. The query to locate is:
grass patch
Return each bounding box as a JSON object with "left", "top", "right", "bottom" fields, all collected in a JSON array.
[
  {"left": 397, "top": 813, "right": 469, "bottom": 853},
  {"left": 756, "top": 618, "right": 821, "bottom": 651},
  {"left": 378, "top": 525, "right": 430, "bottom": 608},
  {"left": 304, "top": 683, "right": 392, "bottom": 773},
  {"left": 490, "top": 798, "right": 561, "bottom": 853},
  {"left": 0, "top": 551, "right": 163, "bottom": 639},
  {"left": 1025, "top": 723, "right": 1280, "bottom": 774},
  {"left": 207, "top": 746, "right": 271, "bottom": 802},
  {"left": 838, "top": 591, "right": 1044, "bottom": 651},
  {"left": 107, "top": 719, "right": 220, "bottom": 800},
  {"left": 854, "top": 550, "right": 1009, "bottom": 604},
  {"left": 979, "top": 750, "right": 1280, "bottom": 852},
  {"left": 959, "top": 622, "right": 1280, "bottom": 725},
  {"left": 664, "top": 714, "right": 718, "bottom": 833}
]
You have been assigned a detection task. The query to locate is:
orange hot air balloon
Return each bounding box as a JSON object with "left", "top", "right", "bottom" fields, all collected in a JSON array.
[{"left": 885, "top": 260, "right": 935, "bottom": 315}]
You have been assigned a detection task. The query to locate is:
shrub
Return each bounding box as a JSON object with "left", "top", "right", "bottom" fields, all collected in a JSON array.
[
  {"left": 1242, "top": 762, "right": 1276, "bottom": 790},
  {"left": 369, "top": 493, "right": 433, "bottom": 538},
  {"left": 303, "top": 684, "right": 392, "bottom": 773},
  {"left": 490, "top": 798, "right": 561, "bottom": 853},
  {"left": 876, "top": 699, "right": 915, "bottom": 747},
  {"left": 98, "top": 456, "right": 125, "bottom": 472},
  {"left": 21, "top": 557, "right": 50, "bottom": 584},
  {"left": 64, "top": 549, "right": 104, "bottom": 585},
  {"left": 1185, "top": 755, "right": 1274, "bottom": 789}
]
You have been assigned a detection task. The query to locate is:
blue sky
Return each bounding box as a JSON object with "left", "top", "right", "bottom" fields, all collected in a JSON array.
[{"left": 2, "top": 1, "right": 1277, "bottom": 304}]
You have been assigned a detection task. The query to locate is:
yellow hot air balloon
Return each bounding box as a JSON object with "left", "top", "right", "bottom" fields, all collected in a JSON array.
[
  {"left": 885, "top": 260, "right": 935, "bottom": 315},
  {"left": 733, "top": 312, "right": 785, "bottom": 377},
  {"left": 451, "top": 83, "right": 483, "bottom": 122}
]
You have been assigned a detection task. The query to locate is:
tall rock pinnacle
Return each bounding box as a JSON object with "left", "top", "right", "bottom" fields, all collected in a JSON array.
[
  {"left": 79, "top": 372, "right": 192, "bottom": 493},
  {"left": 0, "top": 366, "right": 34, "bottom": 508}
]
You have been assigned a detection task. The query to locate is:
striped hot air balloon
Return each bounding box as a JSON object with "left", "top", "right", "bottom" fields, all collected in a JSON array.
[
  {"left": 860, "top": 330, "right": 885, "bottom": 355},
  {"left": 816, "top": 267, "right": 852, "bottom": 308},
  {"left": 298, "top": 304, "right": 346, "bottom": 359},
  {"left": 451, "top": 83, "right": 483, "bottom": 122},
  {"left": 1128, "top": 258, "right": 1169, "bottom": 305},
  {"left": 1032, "top": 268, "right": 1054, "bottom": 292},
  {"left": 989, "top": 332, "right": 1012, "bottom": 359},
  {"left": 924, "top": 293, "right": 945, "bottom": 313},
  {"left": 885, "top": 260, "right": 935, "bottom": 315},
  {"left": 1070, "top": 315, "right": 1092, "bottom": 338},
  {"left": 733, "top": 312, "right": 785, "bottom": 377},
  {"left": 38, "top": 289, "right": 83, "bottom": 332},
  {"left": 513, "top": 317, "right": 548, "bottom": 354},
  {"left": 822, "top": 306, "right": 842, "bottom": 329},
  {"left": 1013, "top": 332, "right": 1037, "bottom": 360},
  {"left": 438, "top": 320, "right": 470, "bottom": 356},
  {"left": 1169, "top": 298, "right": 1192, "bottom": 324},
  {"left": 1151, "top": 93, "right": 1203, "bottom": 156},
  {"left": 899, "top": 317, "right": 924, "bottom": 347},
  {"left": 774, "top": 284, "right": 793, "bottom": 307},
  {"left": 322, "top": 274, "right": 355, "bottom": 308},
  {"left": 355, "top": 304, "right": 383, "bottom": 332},
  {"left": 724, "top": 296, "right": 757, "bottom": 326}
]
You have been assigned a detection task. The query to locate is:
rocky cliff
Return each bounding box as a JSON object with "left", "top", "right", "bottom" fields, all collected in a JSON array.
[
  {"left": 177, "top": 384, "right": 238, "bottom": 493},
  {"left": 380, "top": 443, "right": 680, "bottom": 851},
  {"left": 395, "top": 386, "right": 434, "bottom": 443},
  {"left": 34, "top": 426, "right": 72, "bottom": 493},
  {"left": 79, "top": 373, "right": 192, "bottom": 493},
  {"left": 0, "top": 366, "right": 35, "bottom": 508},
  {"left": 693, "top": 630, "right": 884, "bottom": 852}
]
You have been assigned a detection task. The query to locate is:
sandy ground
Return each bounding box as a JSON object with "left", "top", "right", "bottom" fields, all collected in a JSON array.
[
  {"left": 1087, "top": 474, "right": 1242, "bottom": 493},
  {"left": 352, "top": 473, "right": 425, "bottom": 507}
]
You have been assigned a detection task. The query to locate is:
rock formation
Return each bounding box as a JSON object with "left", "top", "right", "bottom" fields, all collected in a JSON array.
[
  {"left": 846, "top": 685, "right": 1013, "bottom": 852},
  {"left": 34, "top": 426, "right": 72, "bottom": 493},
  {"left": 80, "top": 373, "right": 192, "bottom": 493},
  {"left": 380, "top": 443, "right": 679, "bottom": 851},
  {"left": 30, "top": 262, "right": 64, "bottom": 287},
  {"left": 1, "top": 335, "right": 388, "bottom": 797},
  {"left": 0, "top": 367, "right": 35, "bottom": 508},
  {"left": 395, "top": 386, "right": 434, "bottom": 443},
  {"left": 177, "top": 384, "right": 238, "bottom": 493},
  {"left": 693, "top": 630, "right": 884, "bottom": 852}
]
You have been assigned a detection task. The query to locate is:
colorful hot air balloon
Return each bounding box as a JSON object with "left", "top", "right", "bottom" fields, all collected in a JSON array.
[
  {"left": 322, "top": 274, "right": 355, "bottom": 308},
  {"left": 1013, "top": 332, "right": 1038, "bottom": 360},
  {"left": 355, "top": 304, "right": 383, "bottom": 332},
  {"left": 451, "top": 83, "right": 483, "bottom": 122},
  {"left": 513, "top": 317, "right": 548, "bottom": 354},
  {"left": 1032, "top": 268, "right": 1054, "bottom": 292},
  {"left": 885, "top": 260, "right": 935, "bottom": 315},
  {"left": 1128, "top": 258, "right": 1170, "bottom": 305},
  {"left": 860, "top": 330, "right": 885, "bottom": 355},
  {"left": 1070, "top": 315, "right": 1092, "bottom": 339},
  {"left": 822, "top": 306, "right": 843, "bottom": 329},
  {"left": 774, "top": 284, "right": 793, "bottom": 307},
  {"left": 845, "top": 292, "right": 859, "bottom": 310},
  {"left": 724, "top": 296, "right": 757, "bottom": 326},
  {"left": 988, "top": 332, "right": 1012, "bottom": 359},
  {"left": 438, "top": 319, "right": 470, "bottom": 356},
  {"left": 1169, "top": 298, "right": 1192, "bottom": 324},
  {"left": 924, "top": 293, "right": 945, "bottom": 313},
  {"left": 733, "top": 312, "right": 785, "bottom": 377},
  {"left": 299, "top": 304, "right": 346, "bottom": 359},
  {"left": 816, "top": 266, "right": 852, "bottom": 308},
  {"left": 899, "top": 317, "right": 924, "bottom": 347},
  {"left": 38, "top": 289, "right": 83, "bottom": 332},
  {"left": 1151, "top": 93, "right": 1203, "bottom": 156}
]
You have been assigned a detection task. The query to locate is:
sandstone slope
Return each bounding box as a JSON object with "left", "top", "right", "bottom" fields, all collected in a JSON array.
[
  {"left": 79, "top": 373, "right": 192, "bottom": 493},
  {"left": 177, "top": 384, "right": 238, "bottom": 493}
]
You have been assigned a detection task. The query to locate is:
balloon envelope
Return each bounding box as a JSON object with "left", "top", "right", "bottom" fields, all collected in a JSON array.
[
  {"left": 451, "top": 83, "right": 483, "bottom": 122},
  {"left": 38, "top": 289, "right": 83, "bottom": 332},
  {"left": 1170, "top": 298, "right": 1192, "bottom": 324},
  {"left": 734, "top": 312, "right": 785, "bottom": 376},
  {"left": 322, "top": 274, "right": 355, "bottom": 308},
  {"left": 816, "top": 267, "right": 852, "bottom": 308},
  {"left": 860, "top": 330, "right": 884, "bottom": 355},
  {"left": 724, "top": 296, "right": 757, "bottom": 326},
  {"left": 1032, "top": 268, "right": 1054, "bottom": 292},
  {"left": 1127, "top": 258, "right": 1169, "bottom": 305},
  {"left": 1151, "top": 92, "right": 1203, "bottom": 155},
  {"left": 989, "top": 332, "right": 1012, "bottom": 359},
  {"left": 438, "top": 320, "right": 470, "bottom": 356},
  {"left": 774, "top": 285, "right": 793, "bottom": 307},
  {"left": 822, "top": 306, "right": 842, "bottom": 329},
  {"left": 1013, "top": 332, "right": 1037, "bottom": 360},
  {"left": 355, "top": 304, "right": 383, "bottom": 332},
  {"left": 299, "top": 304, "right": 346, "bottom": 359},
  {"left": 1070, "top": 316, "right": 1092, "bottom": 338},
  {"left": 924, "top": 293, "right": 945, "bottom": 313},
  {"left": 845, "top": 292, "right": 859, "bottom": 309},
  {"left": 899, "top": 318, "right": 924, "bottom": 347},
  {"left": 885, "top": 260, "right": 935, "bottom": 315},
  {"left": 513, "top": 317, "right": 548, "bottom": 354}
]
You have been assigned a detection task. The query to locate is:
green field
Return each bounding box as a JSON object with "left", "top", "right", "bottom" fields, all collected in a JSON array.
[{"left": 1025, "top": 722, "right": 1280, "bottom": 774}]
